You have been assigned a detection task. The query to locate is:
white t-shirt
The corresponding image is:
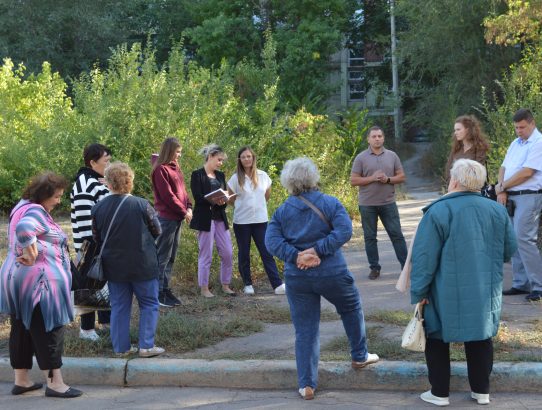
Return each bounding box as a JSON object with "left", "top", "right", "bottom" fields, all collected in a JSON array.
[
  {"left": 227, "top": 170, "right": 272, "bottom": 224},
  {"left": 502, "top": 128, "right": 542, "bottom": 190}
]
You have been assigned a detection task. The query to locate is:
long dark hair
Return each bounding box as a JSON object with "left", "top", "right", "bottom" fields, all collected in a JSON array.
[
  {"left": 153, "top": 137, "right": 181, "bottom": 170},
  {"left": 236, "top": 146, "right": 258, "bottom": 191}
]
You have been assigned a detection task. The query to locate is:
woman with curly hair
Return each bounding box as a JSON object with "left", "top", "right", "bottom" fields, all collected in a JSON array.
[{"left": 444, "top": 115, "right": 490, "bottom": 182}]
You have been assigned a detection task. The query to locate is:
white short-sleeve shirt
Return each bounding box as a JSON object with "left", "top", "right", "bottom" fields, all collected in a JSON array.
[
  {"left": 228, "top": 170, "right": 272, "bottom": 224},
  {"left": 502, "top": 128, "right": 542, "bottom": 190}
]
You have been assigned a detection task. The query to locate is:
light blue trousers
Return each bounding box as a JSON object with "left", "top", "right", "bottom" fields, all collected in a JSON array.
[{"left": 509, "top": 193, "right": 542, "bottom": 292}]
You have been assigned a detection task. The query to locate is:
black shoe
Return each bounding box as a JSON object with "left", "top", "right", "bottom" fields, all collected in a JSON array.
[
  {"left": 525, "top": 291, "right": 542, "bottom": 301},
  {"left": 502, "top": 287, "right": 530, "bottom": 296},
  {"left": 45, "top": 387, "right": 83, "bottom": 398},
  {"left": 164, "top": 288, "right": 182, "bottom": 306},
  {"left": 12, "top": 383, "right": 43, "bottom": 395},
  {"left": 368, "top": 269, "right": 380, "bottom": 280},
  {"left": 158, "top": 291, "right": 175, "bottom": 308}
]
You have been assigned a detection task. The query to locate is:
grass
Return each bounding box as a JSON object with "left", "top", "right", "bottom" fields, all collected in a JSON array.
[{"left": 320, "top": 316, "right": 542, "bottom": 363}]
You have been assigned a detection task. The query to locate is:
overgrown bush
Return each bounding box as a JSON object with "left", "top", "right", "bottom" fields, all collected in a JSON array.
[{"left": 0, "top": 39, "right": 371, "bottom": 284}]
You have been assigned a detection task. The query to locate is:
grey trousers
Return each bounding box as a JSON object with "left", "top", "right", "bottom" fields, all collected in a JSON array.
[{"left": 509, "top": 193, "right": 542, "bottom": 292}]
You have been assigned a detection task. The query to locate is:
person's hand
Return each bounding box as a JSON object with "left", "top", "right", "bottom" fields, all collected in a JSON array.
[
  {"left": 16, "top": 243, "right": 38, "bottom": 266},
  {"left": 185, "top": 209, "right": 193, "bottom": 224},
  {"left": 419, "top": 298, "right": 429, "bottom": 305},
  {"left": 497, "top": 192, "right": 507, "bottom": 206},
  {"left": 216, "top": 198, "right": 226, "bottom": 206},
  {"left": 297, "top": 248, "right": 321, "bottom": 270},
  {"left": 373, "top": 170, "right": 386, "bottom": 183},
  {"left": 98, "top": 177, "right": 108, "bottom": 187}
]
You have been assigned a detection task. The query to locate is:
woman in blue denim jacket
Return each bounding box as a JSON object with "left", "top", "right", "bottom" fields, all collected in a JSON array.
[{"left": 265, "top": 157, "right": 379, "bottom": 401}]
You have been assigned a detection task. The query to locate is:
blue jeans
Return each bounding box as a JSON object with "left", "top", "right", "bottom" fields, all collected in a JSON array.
[
  {"left": 233, "top": 222, "right": 283, "bottom": 289},
  {"left": 286, "top": 273, "right": 368, "bottom": 389},
  {"left": 108, "top": 279, "right": 159, "bottom": 353},
  {"left": 156, "top": 217, "right": 182, "bottom": 292},
  {"left": 359, "top": 203, "right": 407, "bottom": 271}
]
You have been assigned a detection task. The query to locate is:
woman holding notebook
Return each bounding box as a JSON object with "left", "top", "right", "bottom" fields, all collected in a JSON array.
[{"left": 190, "top": 144, "right": 236, "bottom": 298}]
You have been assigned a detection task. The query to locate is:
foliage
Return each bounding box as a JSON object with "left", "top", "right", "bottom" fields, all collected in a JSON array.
[
  {"left": 479, "top": 1, "right": 542, "bottom": 180},
  {"left": 0, "top": 38, "right": 360, "bottom": 215},
  {"left": 0, "top": 0, "right": 148, "bottom": 80},
  {"left": 153, "top": 0, "right": 361, "bottom": 110},
  {"left": 395, "top": 0, "right": 518, "bottom": 144},
  {"left": 484, "top": 0, "right": 542, "bottom": 46}
]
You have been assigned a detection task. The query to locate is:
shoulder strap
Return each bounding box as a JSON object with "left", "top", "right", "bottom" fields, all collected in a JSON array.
[
  {"left": 296, "top": 195, "right": 333, "bottom": 230},
  {"left": 97, "top": 195, "right": 129, "bottom": 256}
]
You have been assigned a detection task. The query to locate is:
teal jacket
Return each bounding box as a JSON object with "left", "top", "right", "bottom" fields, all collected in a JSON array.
[{"left": 410, "top": 192, "right": 517, "bottom": 342}]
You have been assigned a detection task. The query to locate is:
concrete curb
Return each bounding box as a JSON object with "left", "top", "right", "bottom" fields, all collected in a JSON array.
[{"left": 1, "top": 358, "right": 541, "bottom": 392}]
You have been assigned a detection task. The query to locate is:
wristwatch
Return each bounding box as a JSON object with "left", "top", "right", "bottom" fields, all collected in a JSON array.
[{"left": 386, "top": 177, "right": 391, "bottom": 184}]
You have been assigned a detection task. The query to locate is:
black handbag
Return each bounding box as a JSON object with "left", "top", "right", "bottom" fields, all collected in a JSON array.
[
  {"left": 87, "top": 195, "right": 129, "bottom": 281},
  {"left": 481, "top": 183, "right": 497, "bottom": 201},
  {"left": 71, "top": 239, "right": 105, "bottom": 291}
]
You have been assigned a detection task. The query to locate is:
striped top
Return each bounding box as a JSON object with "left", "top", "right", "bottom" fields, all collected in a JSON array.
[
  {"left": 70, "top": 167, "right": 109, "bottom": 251},
  {"left": 0, "top": 200, "right": 74, "bottom": 331}
]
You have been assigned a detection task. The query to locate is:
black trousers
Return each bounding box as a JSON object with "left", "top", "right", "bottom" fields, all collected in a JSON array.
[
  {"left": 10, "top": 304, "right": 64, "bottom": 371},
  {"left": 425, "top": 337, "right": 493, "bottom": 397},
  {"left": 81, "top": 310, "right": 111, "bottom": 330}
]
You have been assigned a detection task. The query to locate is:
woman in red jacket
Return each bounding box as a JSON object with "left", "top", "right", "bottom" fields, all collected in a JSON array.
[{"left": 151, "top": 137, "right": 193, "bottom": 308}]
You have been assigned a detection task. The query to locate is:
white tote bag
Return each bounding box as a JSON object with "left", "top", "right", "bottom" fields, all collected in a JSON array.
[{"left": 401, "top": 303, "right": 426, "bottom": 352}]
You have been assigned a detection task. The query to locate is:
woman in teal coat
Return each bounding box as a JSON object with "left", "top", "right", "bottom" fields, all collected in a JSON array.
[{"left": 410, "top": 159, "right": 517, "bottom": 407}]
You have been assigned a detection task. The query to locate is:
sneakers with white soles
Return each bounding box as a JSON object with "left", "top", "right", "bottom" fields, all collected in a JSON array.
[
  {"left": 79, "top": 329, "right": 100, "bottom": 341},
  {"left": 139, "top": 346, "right": 165, "bottom": 358},
  {"left": 471, "top": 392, "right": 490, "bottom": 405},
  {"left": 351, "top": 353, "right": 379, "bottom": 369},
  {"left": 274, "top": 284, "right": 286, "bottom": 295},
  {"left": 298, "top": 386, "right": 314, "bottom": 400},
  {"left": 243, "top": 285, "right": 255, "bottom": 295},
  {"left": 420, "top": 390, "right": 450, "bottom": 406}
]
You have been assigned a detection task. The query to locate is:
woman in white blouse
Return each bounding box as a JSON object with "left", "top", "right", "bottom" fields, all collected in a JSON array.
[{"left": 228, "top": 147, "right": 285, "bottom": 295}]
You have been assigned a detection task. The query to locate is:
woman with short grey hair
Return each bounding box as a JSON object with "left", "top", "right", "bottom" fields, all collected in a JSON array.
[
  {"left": 411, "top": 158, "right": 517, "bottom": 406},
  {"left": 449, "top": 158, "right": 486, "bottom": 191},
  {"left": 265, "top": 157, "right": 378, "bottom": 401}
]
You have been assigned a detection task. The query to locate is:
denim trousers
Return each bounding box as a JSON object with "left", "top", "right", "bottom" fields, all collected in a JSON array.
[
  {"left": 286, "top": 273, "right": 368, "bottom": 389},
  {"left": 233, "top": 222, "right": 283, "bottom": 289},
  {"left": 509, "top": 194, "right": 542, "bottom": 292},
  {"left": 156, "top": 217, "right": 183, "bottom": 292},
  {"left": 359, "top": 203, "right": 407, "bottom": 271},
  {"left": 108, "top": 279, "right": 160, "bottom": 353},
  {"left": 197, "top": 220, "right": 233, "bottom": 287},
  {"left": 425, "top": 338, "right": 493, "bottom": 397}
]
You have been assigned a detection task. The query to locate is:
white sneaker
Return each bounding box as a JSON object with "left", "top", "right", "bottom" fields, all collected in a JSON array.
[
  {"left": 298, "top": 386, "right": 314, "bottom": 400},
  {"left": 274, "top": 283, "right": 286, "bottom": 295},
  {"left": 79, "top": 329, "right": 100, "bottom": 341},
  {"left": 471, "top": 392, "right": 490, "bottom": 405},
  {"left": 420, "top": 390, "right": 449, "bottom": 406},
  {"left": 139, "top": 346, "right": 165, "bottom": 358},
  {"left": 352, "top": 353, "right": 380, "bottom": 368},
  {"left": 243, "top": 285, "right": 255, "bottom": 295}
]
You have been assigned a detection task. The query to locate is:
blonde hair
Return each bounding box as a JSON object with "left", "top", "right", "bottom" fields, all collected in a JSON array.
[
  {"left": 450, "top": 159, "right": 486, "bottom": 191},
  {"left": 105, "top": 162, "right": 134, "bottom": 194},
  {"left": 199, "top": 143, "right": 226, "bottom": 162},
  {"left": 280, "top": 157, "right": 320, "bottom": 195}
]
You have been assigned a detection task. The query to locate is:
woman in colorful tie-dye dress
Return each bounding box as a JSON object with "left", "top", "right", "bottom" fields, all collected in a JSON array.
[{"left": 0, "top": 172, "right": 82, "bottom": 398}]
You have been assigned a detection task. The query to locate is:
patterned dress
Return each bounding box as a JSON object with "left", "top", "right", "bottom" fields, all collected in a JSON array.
[{"left": 0, "top": 200, "right": 74, "bottom": 331}]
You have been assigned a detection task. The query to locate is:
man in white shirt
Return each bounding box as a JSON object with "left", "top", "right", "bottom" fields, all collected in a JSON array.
[{"left": 496, "top": 108, "right": 542, "bottom": 301}]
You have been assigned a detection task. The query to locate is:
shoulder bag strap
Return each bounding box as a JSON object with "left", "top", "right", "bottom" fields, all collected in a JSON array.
[
  {"left": 97, "top": 195, "right": 130, "bottom": 256},
  {"left": 296, "top": 194, "right": 333, "bottom": 230}
]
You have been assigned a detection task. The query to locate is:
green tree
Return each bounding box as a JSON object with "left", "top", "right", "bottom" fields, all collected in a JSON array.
[
  {"left": 0, "top": 0, "right": 148, "bottom": 78},
  {"left": 396, "top": 0, "right": 517, "bottom": 135}
]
